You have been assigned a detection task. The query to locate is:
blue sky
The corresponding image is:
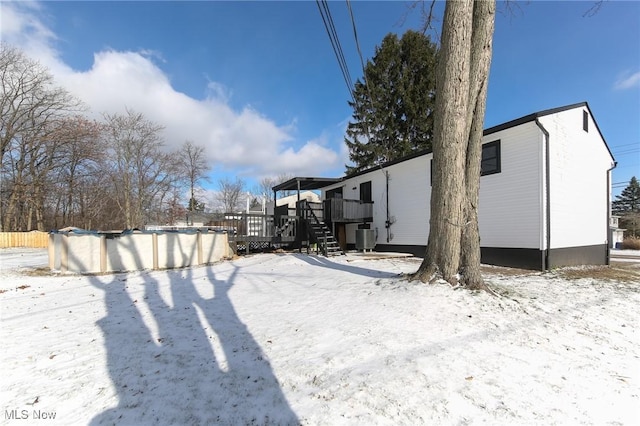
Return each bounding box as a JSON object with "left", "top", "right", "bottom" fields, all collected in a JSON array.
[{"left": 2, "top": 1, "right": 638, "bottom": 200}]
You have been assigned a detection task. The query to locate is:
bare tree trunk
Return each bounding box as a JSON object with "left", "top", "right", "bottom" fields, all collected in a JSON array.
[
  {"left": 411, "top": 0, "right": 495, "bottom": 291},
  {"left": 461, "top": 0, "right": 495, "bottom": 290},
  {"left": 411, "top": 0, "right": 474, "bottom": 284},
  {"left": 124, "top": 180, "right": 132, "bottom": 229},
  {"left": 26, "top": 204, "right": 33, "bottom": 231}
]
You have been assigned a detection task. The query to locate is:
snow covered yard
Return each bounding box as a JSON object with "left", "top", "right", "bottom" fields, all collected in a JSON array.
[{"left": 1, "top": 249, "right": 638, "bottom": 425}]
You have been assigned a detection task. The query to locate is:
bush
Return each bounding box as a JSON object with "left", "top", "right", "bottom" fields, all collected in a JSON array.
[{"left": 620, "top": 237, "right": 640, "bottom": 250}]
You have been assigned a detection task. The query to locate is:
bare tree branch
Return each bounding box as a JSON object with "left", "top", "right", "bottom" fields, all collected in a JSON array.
[{"left": 583, "top": 0, "right": 605, "bottom": 18}]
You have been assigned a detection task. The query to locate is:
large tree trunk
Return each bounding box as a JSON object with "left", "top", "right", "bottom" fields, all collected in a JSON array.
[
  {"left": 461, "top": 0, "right": 495, "bottom": 290},
  {"left": 411, "top": 0, "right": 474, "bottom": 284},
  {"left": 411, "top": 0, "right": 495, "bottom": 290}
]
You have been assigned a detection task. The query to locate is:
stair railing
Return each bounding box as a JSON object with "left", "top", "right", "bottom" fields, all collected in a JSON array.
[{"left": 300, "top": 200, "right": 329, "bottom": 256}]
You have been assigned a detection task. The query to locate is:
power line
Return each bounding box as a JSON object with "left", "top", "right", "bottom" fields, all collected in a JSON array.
[
  {"left": 345, "top": 0, "right": 377, "bottom": 121},
  {"left": 346, "top": 0, "right": 367, "bottom": 84},
  {"left": 612, "top": 142, "right": 640, "bottom": 149},
  {"left": 316, "top": 0, "right": 355, "bottom": 103},
  {"left": 613, "top": 149, "right": 640, "bottom": 156},
  {"left": 345, "top": 0, "right": 376, "bottom": 142}
]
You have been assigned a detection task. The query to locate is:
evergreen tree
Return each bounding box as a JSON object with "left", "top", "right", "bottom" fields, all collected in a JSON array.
[
  {"left": 345, "top": 31, "right": 437, "bottom": 174},
  {"left": 613, "top": 176, "right": 640, "bottom": 237},
  {"left": 188, "top": 197, "right": 205, "bottom": 212}
]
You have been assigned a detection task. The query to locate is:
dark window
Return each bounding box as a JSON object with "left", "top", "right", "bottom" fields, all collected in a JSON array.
[
  {"left": 583, "top": 110, "right": 589, "bottom": 132},
  {"left": 326, "top": 188, "right": 342, "bottom": 199},
  {"left": 429, "top": 142, "right": 500, "bottom": 182},
  {"left": 359, "top": 181, "right": 372, "bottom": 202},
  {"left": 481, "top": 140, "right": 501, "bottom": 176}
]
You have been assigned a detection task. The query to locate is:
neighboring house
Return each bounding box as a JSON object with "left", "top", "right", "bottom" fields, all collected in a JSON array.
[
  {"left": 609, "top": 216, "right": 625, "bottom": 249},
  {"left": 265, "top": 191, "right": 321, "bottom": 215},
  {"left": 277, "top": 102, "right": 616, "bottom": 270}
]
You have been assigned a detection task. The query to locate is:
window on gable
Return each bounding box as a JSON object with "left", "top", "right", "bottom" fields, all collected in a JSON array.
[
  {"left": 583, "top": 110, "right": 589, "bottom": 132},
  {"left": 481, "top": 140, "right": 501, "bottom": 176}
]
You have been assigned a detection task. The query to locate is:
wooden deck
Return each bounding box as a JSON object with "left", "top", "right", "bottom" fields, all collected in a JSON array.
[
  {"left": 220, "top": 213, "right": 299, "bottom": 247},
  {"left": 200, "top": 200, "right": 372, "bottom": 255}
]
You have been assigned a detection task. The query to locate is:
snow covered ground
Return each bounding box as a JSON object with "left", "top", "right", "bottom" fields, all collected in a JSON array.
[{"left": 1, "top": 248, "right": 638, "bottom": 425}]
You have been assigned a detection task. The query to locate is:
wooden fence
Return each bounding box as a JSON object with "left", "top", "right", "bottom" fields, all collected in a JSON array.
[{"left": 0, "top": 231, "right": 49, "bottom": 248}]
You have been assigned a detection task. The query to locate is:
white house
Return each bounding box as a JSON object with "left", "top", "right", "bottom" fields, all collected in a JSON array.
[{"left": 277, "top": 102, "right": 616, "bottom": 270}]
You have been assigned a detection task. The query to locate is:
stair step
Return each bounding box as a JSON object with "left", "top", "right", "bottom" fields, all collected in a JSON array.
[{"left": 300, "top": 205, "right": 344, "bottom": 257}]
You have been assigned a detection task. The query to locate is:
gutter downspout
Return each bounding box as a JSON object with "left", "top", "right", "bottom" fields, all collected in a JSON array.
[
  {"left": 606, "top": 162, "right": 618, "bottom": 265},
  {"left": 535, "top": 119, "right": 551, "bottom": 271},
  {"left": 385, "top": 170, "right": 390, "bottom": 243}
]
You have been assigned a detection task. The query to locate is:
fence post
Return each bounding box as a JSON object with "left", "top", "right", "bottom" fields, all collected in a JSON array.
[
  {"left": 48, "top": 233, "right": 55, "bottom": 270},
  {"left": 197, "top": 231, "right": 203, "bottom": 265},
  {"left": 100, "top": 235, "right": 107, "bottom": 273},
  {"left": 152, "top": 233, "right": 159, "bottom": 270},
  {"left": 60, "top": 234, "right": 68, "bottom": 273}
]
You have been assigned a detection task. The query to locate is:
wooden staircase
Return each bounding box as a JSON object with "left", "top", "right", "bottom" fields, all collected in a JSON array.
[{"left": 299, "top": 201, "right": 344, "bottom": 257}]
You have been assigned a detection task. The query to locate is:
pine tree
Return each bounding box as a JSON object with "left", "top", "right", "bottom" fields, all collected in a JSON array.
[
  {"left": 613, "top": 176, "right": 640, "bottom": 213},
  {"left": 345, "top": 31, "right": 437, "bottom": 174},
  {"left": 613, "top": 176, "right": 640, "bottom": 237}
]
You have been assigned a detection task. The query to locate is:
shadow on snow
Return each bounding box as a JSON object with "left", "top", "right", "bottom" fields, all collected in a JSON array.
[
  {"left": 76, "top": 238, "right": 299, "bottom": 425},
  {"left": 289, "top": 253, "right": 401, "bottom": 279}
]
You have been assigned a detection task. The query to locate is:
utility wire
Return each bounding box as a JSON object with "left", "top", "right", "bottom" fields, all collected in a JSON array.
[
  {"left": 346, "top": 0, "right": 376, "bottom": 124},
  {"left": 345, "top": 0, "right": 393, "bottom": 241},
  {"left": 316, "top": 0, "right": 355, "bottom": 103},
  {"left": 346, "top": 0, "right": 384, "bottom": 167},
  {"left": 612, "top": 142, "right": 640, "bottom": 149},
  {"left": 346, "top": 0, "right": 367, "bottom": 85}
]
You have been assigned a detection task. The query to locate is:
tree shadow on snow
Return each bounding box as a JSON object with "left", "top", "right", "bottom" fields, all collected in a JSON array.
[
  {"left": 81, "top": 238, "right": 298, "bottom": 425},
  {"left": 290, "top": 253, "right": 400, "bottom": 279}
]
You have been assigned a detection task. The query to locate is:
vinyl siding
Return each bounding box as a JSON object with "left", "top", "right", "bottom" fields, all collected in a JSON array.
[
  {"left": 322, "top": 169, "right": 389, "bottom": 245},
  {"left": 323, "top": 156, "right": 432, "bottom": 247},
  {"left": 478, "top": 122, "right": 543, "bottom": 249},
  {"left": 539, "top": 108, "right": 614, "bottom": 249},
  {"left": 323, "top": 106, "right": 611, "bottom": 253},
  {"left": 383, "top": 155, "right": 431, "bottom": 246},
  {"left": 331, "top": 122, "right": 543, "bottom": 249}
]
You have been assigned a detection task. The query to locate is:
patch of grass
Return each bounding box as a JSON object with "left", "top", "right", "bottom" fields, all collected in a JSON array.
[
  {"left": 555, "top": 265, "right": 640, "bottom": 283},
  {"left": 22, "top": 267, "right": 54, "bottom": 276},
  {"left": 481, "top": 264, "right": 539, "bottom": 277},
  {"left": 480, "top": 262, "right": 640, "bottom": 283}
]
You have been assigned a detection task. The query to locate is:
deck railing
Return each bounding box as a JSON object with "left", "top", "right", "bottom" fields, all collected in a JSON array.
[
  {"left": 216, "top": 213, "right": 298, "bottom": 243},
  {"left": 324, "top": 198, "right": 373, "bottom": 223}
]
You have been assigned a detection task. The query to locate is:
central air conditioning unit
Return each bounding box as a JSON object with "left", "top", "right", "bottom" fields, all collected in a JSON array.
[{"left": 355, "top": 229, "right": 376, "bottom": 252}]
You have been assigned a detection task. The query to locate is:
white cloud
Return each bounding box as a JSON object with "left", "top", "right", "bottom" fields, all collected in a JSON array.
[
  {"left": 205, "top": 80, "right": 232, "bottom": 103},
  {"left": 0, "top": 2, "right": 341, "bottom": 180},
  {"left": 265, "top": 139, "right": 339, "bottom": 176},
  {"left": 614, "top": 70, "right": 640, "bottom": 90},
  {"left": 1, "top": 2, "right": 60, "bottom": 67}
]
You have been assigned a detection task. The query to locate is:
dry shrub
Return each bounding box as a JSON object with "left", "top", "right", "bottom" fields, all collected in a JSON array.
[
  {"left": 621, "top": 237, "right": 640, "bottom": 250},
  {"left": 22, "top": 267, "right": 54, "bottom": 276}
]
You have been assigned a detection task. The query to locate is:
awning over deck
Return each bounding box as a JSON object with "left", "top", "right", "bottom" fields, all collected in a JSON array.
[
  {"left": 272, "top": 177, "right": 343, "bottom": 207},
  {"left": 272, "top": 177, "right": 342, "bottom": 193}
]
